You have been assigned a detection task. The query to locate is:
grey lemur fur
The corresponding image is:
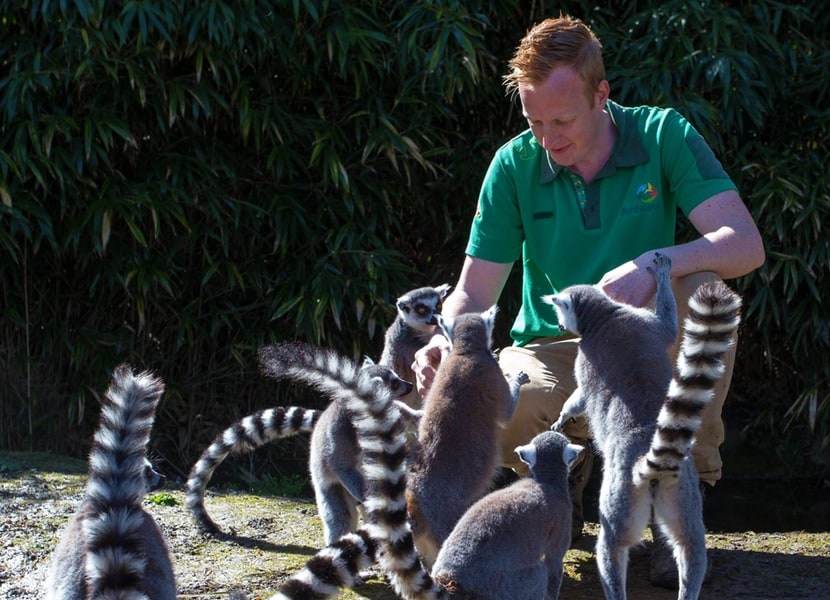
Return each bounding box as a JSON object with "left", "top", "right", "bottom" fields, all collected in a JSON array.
[
  {"left": 379, "top": 283, "right": 451, "bottom": 409},
  {"left": 406, "top": 306, "right": 528, "bottom": 567},
  {"left": 543, "top": 252, "right": 741, "bottom": 600},
  {"left": 185, "top": 347, "right": 413, "bottom": 544},
  {"left": 44, "top": 364, "right": 176, "bottom": 600}
]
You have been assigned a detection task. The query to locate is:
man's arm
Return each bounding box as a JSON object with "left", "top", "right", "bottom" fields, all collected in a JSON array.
[
  {"left": 442, "top": 255, "right": 513, "bottom": 317},
  {"left": 412, "top": 256, "right": 513, "bottom": 396},
  {"left": 599, "top": 190, "right": 765, "bottom": 306}
]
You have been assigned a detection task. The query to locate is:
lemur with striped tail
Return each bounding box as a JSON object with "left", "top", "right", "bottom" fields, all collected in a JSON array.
[
  {"left": 45, "top": 364, "right": 176, "bottom": 600},
  {"left": 185, "top": 353, "right": 414, "bottom": 543},
  {"left": 544, "top": 252, "right": 742, "bottom": 600},
  {"left": 185, "top": 283, "right": 445, "bottom": 541}
]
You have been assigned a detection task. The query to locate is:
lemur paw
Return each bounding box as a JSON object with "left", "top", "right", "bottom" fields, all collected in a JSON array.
[
  {"left": 646, "top": 251, "right": 672, "bottom": 278},
  {"left": 550, "top": 418, "right": 566, "bottom": 432},
  {"left": 515, "top": 370, "right": 530, "bottom": 386}
]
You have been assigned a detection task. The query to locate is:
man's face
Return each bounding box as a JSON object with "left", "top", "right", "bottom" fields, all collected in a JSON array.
[{"left": 519, "top": 67, "right": 609, "bottom": 170}]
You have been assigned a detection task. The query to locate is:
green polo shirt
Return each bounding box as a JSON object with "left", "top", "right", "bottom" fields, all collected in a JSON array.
[{"left": 467, "top": 100, "right": 737, "bottom": 346}]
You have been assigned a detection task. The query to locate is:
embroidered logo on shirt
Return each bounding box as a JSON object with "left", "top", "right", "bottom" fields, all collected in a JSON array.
[
  {"left": 622, "top": 182, "right": 661, "bottom": 216},
  {"left": 636, "top": 182, "right": 659, "bottom": 203}
]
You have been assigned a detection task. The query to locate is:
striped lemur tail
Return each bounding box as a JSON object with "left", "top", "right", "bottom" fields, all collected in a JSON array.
[
  {"left": 636, "top": 280, "right": 742, "bottom": 481},
  {"left": 83, "top": 364, "right": 166, "bottom": 597},
  {"left": 270, "top": 343, "right": 447, "bottom": 600},
  {"left": 185, "top": 405, "right": 320, "bottom": 534}
]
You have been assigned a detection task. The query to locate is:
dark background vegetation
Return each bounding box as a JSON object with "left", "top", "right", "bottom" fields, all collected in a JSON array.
[{"left": 1, "top": 0, "right": 827, "bottom": 485}]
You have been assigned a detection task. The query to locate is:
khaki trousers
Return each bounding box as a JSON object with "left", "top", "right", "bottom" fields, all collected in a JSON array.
[{"left": 498, "top": 272, "right": 735, "bottom": 486}]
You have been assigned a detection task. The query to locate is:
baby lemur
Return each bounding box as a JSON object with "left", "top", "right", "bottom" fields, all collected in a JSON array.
[
  {"left": 185, "top": 353, "right": 413, "bottom": 543},
  {"left": 45, "top": 364, "right": 176, "bottom": 600},
  {"left": 428, "top": 430, "right": 581, "bottom": 600},
  {"left": 543, "top": 252, "right": 741, "bottom": 600}
]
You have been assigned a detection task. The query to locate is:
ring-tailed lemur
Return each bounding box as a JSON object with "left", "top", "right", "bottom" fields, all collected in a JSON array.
[
  {"left": 543, "top": 252, "right": 741, "bottom": 600},
  {"left": 379, "top": 283, "right": 450, "bottom": 408},
  {"left": 270, "top": 344, "right": 575, "bottom": 600},
  {"left": 185, "top": 283, "right": 442, "bottom": 541},
  {"left": 406, "top": 306, "right": 528, "bottom": 566},
  {"left": 185, "top": 351, "right": 414, "bottom": 543},
  {"left": 45, "top": 364, "right": 176, "bottom": 600}
]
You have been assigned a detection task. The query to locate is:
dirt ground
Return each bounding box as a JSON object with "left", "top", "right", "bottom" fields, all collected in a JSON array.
[{"left": 1, "top": 451, "right": 829, "bottom": 600}]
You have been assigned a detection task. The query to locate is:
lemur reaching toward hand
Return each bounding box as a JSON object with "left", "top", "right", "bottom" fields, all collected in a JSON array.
[
  {"left": 543, "top": 252, "right": 741, "bottom": 600},
  {"left": 185, "top": 283, "right": 444, "bottom": 542},
  {"left": 406, "top": 306, "right": 528, "bottom": 566},
  {"left": 379, "top": 283, "right": 451, "bottom": 408}
]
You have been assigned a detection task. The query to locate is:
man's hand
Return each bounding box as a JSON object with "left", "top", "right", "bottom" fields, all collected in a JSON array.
[{"left": 411, "top": 333, "right": 451, "bottom": 398}]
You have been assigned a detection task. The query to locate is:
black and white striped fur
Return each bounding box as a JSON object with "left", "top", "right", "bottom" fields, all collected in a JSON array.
[
  {"left": 45, "top": 364, "right": 176, "bottom": 600},
  {"left": 252, "top": 343, "right": 414, "bottom": 599},
  {"left": 544, "top": 252, "right": 741, "bottom": 600},
  {"left": 185, "top": 350, "right": 414, "bottom": 543},
  {"left": 185, "top": 405, "right": 320, "bottom": 535},
  {"left": 635, "top": 279, "right": 742, "bottom": 480},
  {"left": 270, "top": 340, "right": 440, "bottom": 600}
]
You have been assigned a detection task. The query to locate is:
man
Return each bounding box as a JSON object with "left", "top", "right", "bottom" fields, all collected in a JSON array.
[{"left": 412, "top": 15, "right": 764, "bottom": 588}]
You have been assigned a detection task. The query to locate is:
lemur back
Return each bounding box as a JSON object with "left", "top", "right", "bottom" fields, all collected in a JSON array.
[
  {"left": 545, "top": 253, "right": 741, "bottom": 600},
  {"left": 379, "top": 283, "right": 450, "bottom": 408},
  {"left": 185, "top": 349, "right": 412, "bottom": 543},
  {"left": 406, "top": 306, "right": 527, "bottom": 566},
  {"left": 45, "top": 364, "right": 176, "bottom": 600}
]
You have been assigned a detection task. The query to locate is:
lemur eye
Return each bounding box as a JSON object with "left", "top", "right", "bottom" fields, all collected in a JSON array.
[{"left": 416, "top": 305, "right": 428, "bottom": 315}]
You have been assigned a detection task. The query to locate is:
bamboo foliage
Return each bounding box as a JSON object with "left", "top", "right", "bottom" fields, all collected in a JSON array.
[{"left": 0, "top": 0, "right": 827, "bottom": 475}]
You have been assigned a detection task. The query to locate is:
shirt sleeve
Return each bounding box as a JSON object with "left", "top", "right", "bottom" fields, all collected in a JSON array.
[
  {"left": 465, "top": 147, "right": 525, "bottom": 264},
  {"left": 658, "top": 108, "right": 737, "bottom": 216}
]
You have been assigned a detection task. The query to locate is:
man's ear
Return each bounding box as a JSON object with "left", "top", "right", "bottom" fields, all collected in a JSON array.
[{"left": 594, "top": 79, "right": 610, "bottom": 109}]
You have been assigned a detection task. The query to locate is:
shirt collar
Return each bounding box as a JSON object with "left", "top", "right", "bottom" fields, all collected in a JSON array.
[{"left": 538, "top": 99, "right": 649, "bottom": 184}]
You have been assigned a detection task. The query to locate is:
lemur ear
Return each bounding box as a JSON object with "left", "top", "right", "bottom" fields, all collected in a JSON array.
[
  {"left": 564, "top": 444, "right": 583, "bottom": 470},
  {"left": 481, "top": 305, "right": 498, "bottom": 324},
  {"left": 435, "top": 283, "right": 452, "bottom": 298},
  {"left": 436, "top": 315, "right": 454, "bottom": 350},
  {"left": 515, "top": 443, "right": 537, "bottom": 468},
  {"left": 362, "top": 356, "right": 376, "bottom": 367}
]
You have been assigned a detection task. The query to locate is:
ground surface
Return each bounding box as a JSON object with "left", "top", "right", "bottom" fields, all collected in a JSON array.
[{"left": 1, "top": 451, "right": 829, "bottom": 600}]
